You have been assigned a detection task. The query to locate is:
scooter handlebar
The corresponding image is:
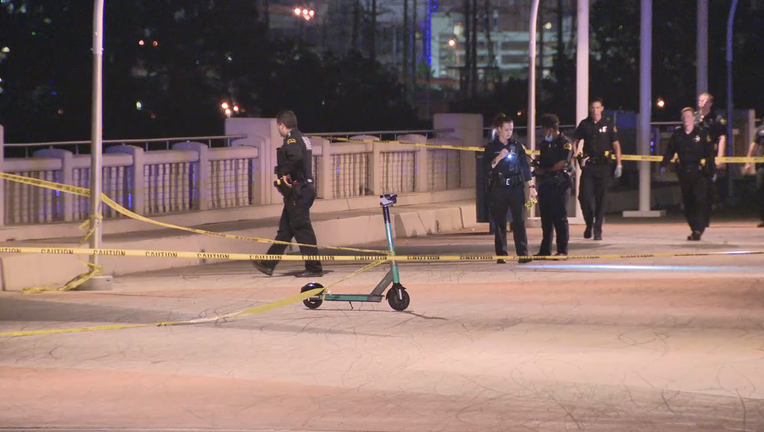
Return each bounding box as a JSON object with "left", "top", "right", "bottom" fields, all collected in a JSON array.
[{"left": 380, "top": 193, "right": 398, "bottom": 206}]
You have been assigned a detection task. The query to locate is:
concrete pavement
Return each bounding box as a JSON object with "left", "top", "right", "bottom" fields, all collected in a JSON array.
[{"left": 1, "top": 217, "right": 763, "bottom": 431}]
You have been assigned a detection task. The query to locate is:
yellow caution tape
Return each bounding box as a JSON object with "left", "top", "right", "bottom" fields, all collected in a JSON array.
[
  {"left": 19, "top": 262, "right": 102, "bottom": 295},
  {"left": 2, "top": 245, "right": 763, "bottom": 263},
  {"left": 0, "top": 172, "right": 389, "bottom": 256},
  {"left": 0, "top": 260, "right": 387, "bottom": 338},
  {"left": 318, "top": 137, "right": 764, "bottom": 163}
]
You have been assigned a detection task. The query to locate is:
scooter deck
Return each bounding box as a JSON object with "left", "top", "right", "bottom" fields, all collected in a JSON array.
[{"left": 322, "top": 294, "right": 384, "bottom": 302}]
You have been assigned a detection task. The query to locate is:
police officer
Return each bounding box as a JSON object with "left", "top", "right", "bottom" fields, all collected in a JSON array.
[
  {"left": 661, "top": 107, "right": 713, "bottom": 241},
  {"left": 695, "top": 92, "right": 728, "bottom": 225},
  {"left": 574, "top": 98, "right": 623, "bottom": 241},
  {"left": 744, "top": 125, "right": 764, "bottom": 227},
  {"left": 252, "top": 111, "right": 323, "bottom": 277},
  {"left": 484, "top": 114, "right": 536, "bottom": 264},
  {"left": 534, "top": 114, "right": 573, "bottom": 256},
  {"left": 696, "top": 93, "right": 728, "bottom": 168}
]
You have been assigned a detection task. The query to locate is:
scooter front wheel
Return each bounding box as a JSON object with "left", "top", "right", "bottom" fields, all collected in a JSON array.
[
  {"left": 386, "top": 286, "right": 410, "bottom": 311},
  {"left": 301, "top": 283, "right": 324, "bottom": 310}
]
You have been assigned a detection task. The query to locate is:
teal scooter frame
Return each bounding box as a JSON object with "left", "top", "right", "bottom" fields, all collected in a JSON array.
[{"left": 299, "top": 193, "right": 410, "bottom": 311}]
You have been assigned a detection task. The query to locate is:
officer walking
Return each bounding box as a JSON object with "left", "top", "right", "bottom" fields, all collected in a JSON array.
[
  {"left": 744, "top": 125, "right": 764, "bottom": 228},
  {"left": 252, "top": 111, "right": 323, "bottom": 277},
  {"left": 534, "top": 114, "right": 573, "bottom": 256},
  {"left": 695, "top": 92, "right": 728, "bottom": 224},
  {"left": 484, "top": 114, "right": 536, "bottom": 264},
  {"left": 661, "top": 107, "right": 713, "bottom": 241},
  {"left": 574, "top": 98, "right": 623, "bottom": 241}
]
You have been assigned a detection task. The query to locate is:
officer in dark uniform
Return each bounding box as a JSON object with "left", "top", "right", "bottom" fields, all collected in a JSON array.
[
  {"left": 534, "top": 114, "right": 573, "bottom": 256},
  {"left": 661, "top": 107, "right": 713, "bottom": 241},
  {"left": 574, "top": 98, "right": 623, "bottom": 240},
  {"left": 484, "top": 114, "right": 536, "bottom": 264},
  {"left": 695, "top": 92, "right": 727, "bottom": 225},
  {"left": 744, "top": 125, "right": 764, "bottom": 227},
  {"left": 252, "top": 110, "right": 323, "bottom": 277}
]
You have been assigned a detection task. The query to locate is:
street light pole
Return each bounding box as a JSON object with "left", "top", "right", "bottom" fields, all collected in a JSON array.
[
  {"left": 81, "top": 0, "right": 112, "bottom": 290},
  {"left": 573, "top": 0, "right": 589, "bottom": 222},
  {"left": 697, "top": 0, "right": 708, "bottom": 95},
  {"left": 637, "top": 0, "right": 652, "bottom": 213},
  {"left": 89, "top": 0, "right": 105, "bottom": 265},
  {"left": 726, "top": 0, "right": 739, "bottom": 148},
  {"left": 528, "top": 0, "right": 540, "bottom": 155}
]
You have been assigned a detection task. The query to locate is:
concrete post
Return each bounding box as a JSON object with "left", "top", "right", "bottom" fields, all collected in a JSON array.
[
  {"left": 312, "top": 136, "right": 332, "bottom": 199},
  {"left": 172, "top": 142, "right": 210, "bottom": 211},
  {"left": 33, "top": 149, "right": 76, "bottom": 221},
  {"left": 226, "top": 118, "right": 280, "bottom": 206},
  {"left": 433, "top": 113, "right": 482, "bottom": 189},
  {"left": 350, "top": 135, "right": 381, "bottom": 195},
  {"left": 105, "top": 145, "right": 145, "bottom": 215},
  {"left": 398, "top": 134, "right": 429, "bottom": 193}
]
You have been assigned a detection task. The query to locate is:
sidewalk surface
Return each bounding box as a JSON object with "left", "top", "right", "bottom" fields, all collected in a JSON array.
[{"left": 1, "top": 217, "right": 763, "bottom": 431}]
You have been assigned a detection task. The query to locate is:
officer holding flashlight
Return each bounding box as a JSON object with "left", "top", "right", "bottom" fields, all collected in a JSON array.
[{"left": 484, "top": 114, "right": 536, "bottom": 264}]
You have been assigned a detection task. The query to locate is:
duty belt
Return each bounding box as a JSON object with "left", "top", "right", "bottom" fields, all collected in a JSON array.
[
  {"left": 585, "top": 150, "right": 611, "bottom": 164},
  {"left": 499, "top": 174, "right": 524, "bottom": 187}
]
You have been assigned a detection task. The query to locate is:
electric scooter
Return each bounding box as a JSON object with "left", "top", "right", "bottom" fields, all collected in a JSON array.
[{"left": 299, "top": 193, "right": 411, "bottom": 311}]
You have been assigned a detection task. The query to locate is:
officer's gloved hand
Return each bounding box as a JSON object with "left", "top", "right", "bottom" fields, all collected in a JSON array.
[
  {"left": 660, "top": 166, "right": 667, "bottom": 176},
  {"left": 614, "top": 165, "right": 623, "bottom": 178}
]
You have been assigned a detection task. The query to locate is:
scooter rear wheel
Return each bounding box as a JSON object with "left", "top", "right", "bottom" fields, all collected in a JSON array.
[
  {"left": 386, "top": 287, "right": 410, "bottom": 311},
  {"left": 301, "top": 283, "right": 324, "bottom": 310}
]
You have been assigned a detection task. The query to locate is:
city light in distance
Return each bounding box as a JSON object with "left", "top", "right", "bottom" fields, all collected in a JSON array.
[
  {"left": 294, "top": 7, "right": 314, "bottom": 20},
  {"left": 152, "top": 40, "right": 158, "bottom": 47},
  {"left": 138, "top": 40, "right": 145, "bottom": 46},
  {"left": 448, "top": 39, "right": 456, "bottom": 47},
  {"left": 1, "top": 47, "right": 10, "bottom": 53},
  {"left": 221, "top": 102, "right": 230, "bottom": 110},
  {"left": 136, "top": 101, "right": 143, "bottom": 110},
  {"left": 656, "top": 98, "right": 665, "bottom": 108}
]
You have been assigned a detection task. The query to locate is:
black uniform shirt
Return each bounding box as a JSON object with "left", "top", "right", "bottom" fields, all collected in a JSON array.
[
  {"left": 754, "top": 126, "right": 764, "bottom": 171},
  {"left": 538, "top": 133, "right": 573, "bottom": 171},
  {"left": 574, "top": 116, "right": 618, "bottom": 161},
  {"left": 483, "top": 137, "right": 532, "bottom": 181},
  {"left": 276, "top": 129, "right": 314, "bottom": 180},
  {"left": 662, "top": 126, "right": 712, "bottom": 170},
  {"left": 695, "top": 112, "right": 727, "bottom": 154}
]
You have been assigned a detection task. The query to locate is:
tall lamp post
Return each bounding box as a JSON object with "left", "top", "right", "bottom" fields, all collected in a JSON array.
[
  {"left": 726, "top": 0, "right": 739, "bottom": 148},
  {"left": 86, "top": 0, "right": 106, "bottom": 288}
]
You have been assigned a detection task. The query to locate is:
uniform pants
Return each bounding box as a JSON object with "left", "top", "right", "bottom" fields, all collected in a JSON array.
[
  {"left": 538, "top": 179, "right": 570, "bottom": 255},
  {"left": 578, "top": 164, "right": 611, "bottom": 236},
  {"left": 757, "top": 170, "right": 764, "bottom": 222},
  {"left": 705, "top": 174, "right": 720, "bottom": 227},
  {"left": 263, "top": 184, "right": 322, "bottom": 272},
  {"left": 489, "top": 184, "right": 528, "bottom": 257},
  {"left": 678, "top": 169, "right": 710, "bottom": 233}
]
